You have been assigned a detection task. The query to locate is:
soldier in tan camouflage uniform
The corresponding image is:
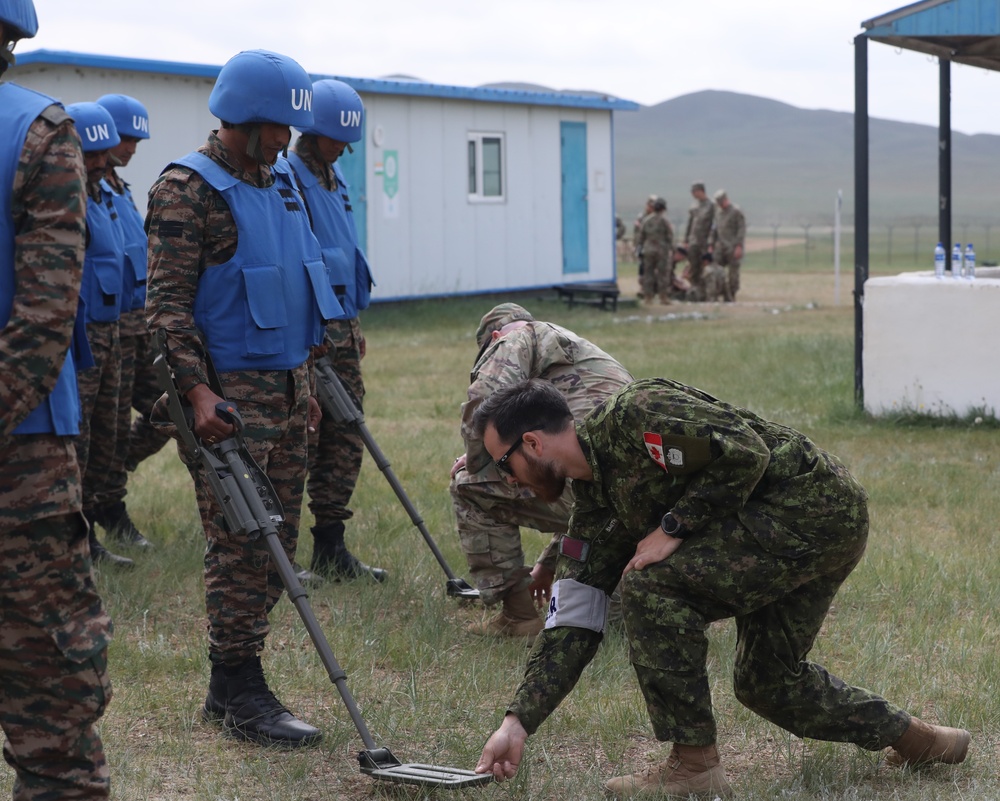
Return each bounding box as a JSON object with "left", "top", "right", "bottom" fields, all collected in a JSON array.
[
  {"left": 635, "top": 196, "right": 674, "bottom": 305},
  {"left": 472, "top": 378, "right": 971, "bottom": 798},
  {"left": 683, "top": 182, "right": 714, "bottom": 302},
  {"left": 711, "top": 189, "right": 746, "bottom": 302},
  {"left": 146, "top": 49, "right": 339, "bottom": 748},
  {"left": 450, "top": 304, "right": 632, "bottom": 640},
  {"left": 1, "top": 1, "right": 113, "bottom": 796}
]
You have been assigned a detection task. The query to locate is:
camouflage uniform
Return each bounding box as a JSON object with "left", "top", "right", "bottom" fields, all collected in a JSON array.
[
  {"left": 712, "top": 201, "right": 746, "bottom": 301},
  {"left": 684, "top": 198, "right": 714, "bottom": 301},
  {"left": 1, "top": 87, "right": 112, "bottom": 800},
  {"left": 102, "top": 169, "right": 169, "bottom": 484},
  {"left": 635, "top": 212, "right": 674, "bottom": 304},
  {"left": 145, "top": 132, "right": 311, "bottom": 665},
  {"left": 507, "top": 378, "right": 910, "bottom": 751},
  {"left": 76, "top": 179, "right": 122, "bottom": 525},
  {"left": 291, "top": 143, "right": 366, "bottom": 530},
  {"left": 452, "top": 320, "right": 633, "bottom": 604}
]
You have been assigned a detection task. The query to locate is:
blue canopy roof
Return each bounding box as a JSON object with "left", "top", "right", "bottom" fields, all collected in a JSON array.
[
  {"left": 862, "top": 0, "right": 1000, "bottom": 70},
  {"left": 16, "top": 49, "right": 639, "bottom": 111}
]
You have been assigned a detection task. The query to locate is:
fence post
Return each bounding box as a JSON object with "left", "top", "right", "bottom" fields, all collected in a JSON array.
[{"left": 886, "top": 223, "right": 893, "bottom": 265}]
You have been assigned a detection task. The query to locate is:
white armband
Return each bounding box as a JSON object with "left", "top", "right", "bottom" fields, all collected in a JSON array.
[{"left": 544, "top": 579, "right": 608, "bottom": 633}]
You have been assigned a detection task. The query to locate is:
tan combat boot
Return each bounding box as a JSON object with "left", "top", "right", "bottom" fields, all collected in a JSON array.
[
  {"left": 887, "top": 716, "right": 971, "bottom": 767},
  {"left": 604, "top": 743, "right": 733, "bottom": 799},
  {"left": 467, "top": 587, "right": 543, "bottom": 642}
]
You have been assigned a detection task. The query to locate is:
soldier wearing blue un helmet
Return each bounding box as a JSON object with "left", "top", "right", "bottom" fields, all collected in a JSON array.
[
  {"left": 1, "top": 0, "right": 114, "bottom": 797},
  {"left": 285, "top": 79, "right": 383, "bottom": 585},
  {"left": 146, "top": 49, "right": 343, "bottom": 748},
  {"left": 87, "top": 93, "right": 162, "bottom": 553},
  {"left": 65, "top": 100, "right": 137, "bottom": 571}
]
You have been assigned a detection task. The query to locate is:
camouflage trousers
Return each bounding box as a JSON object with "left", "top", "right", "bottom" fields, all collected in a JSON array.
[
  {"left": 0, "top": 514, "right": 112, "bottom": 800},
  {"left": 685, "top": 244, "right": 708, "bottom": 301},
  {"left": 639, "top": 250, "right": 673, "bottom": 303},
  {"left": 702, "top": 265, "right": 729, "bottom": 303},
  {"left": 621, "top": 462, "right": 909, "bottom": 748},
  {"left": 124, "top": 322, "right": 172, "bottom": 474},
  {"left": 450, "top": 467, "right": 572, "bottom": 605},
  {"left": 76, "top": 322, "right": 121, "bottom": 518},
  {"left": 714, "top": 246, "right": 741, "bottom": 301},
  {"left": 179, "top": 367, "right": 310, "bottom": 664},
  {"left": 88, "top": 312, "right": 139, "bottom": 510},
  {"left": 307, "top": 319, "right": 364, "bottom": 527}
]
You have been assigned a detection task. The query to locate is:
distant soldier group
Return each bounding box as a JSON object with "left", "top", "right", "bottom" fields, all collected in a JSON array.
[{"left": 632, "top": 182, "right": 746, "bottom": 304}]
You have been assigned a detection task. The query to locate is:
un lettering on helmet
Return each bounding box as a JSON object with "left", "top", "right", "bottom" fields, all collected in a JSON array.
[
  {"left": 208, "top": 50, "right": 315, "bottom": 129},
  {"left": 294, "top": 78, "right": 365, "bottom": 143},
  {"left": 65, "top": 101, "right": 121, "bottom": 152}
]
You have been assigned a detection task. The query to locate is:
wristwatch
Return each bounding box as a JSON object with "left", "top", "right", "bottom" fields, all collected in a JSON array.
[{"left": 660, "top": 512, "right": 688, "bottom": 539}]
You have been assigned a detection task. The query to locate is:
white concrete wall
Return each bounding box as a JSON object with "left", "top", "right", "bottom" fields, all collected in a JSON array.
[{"left": 863, "top": 268, "right": 1000, "bottom": 416}]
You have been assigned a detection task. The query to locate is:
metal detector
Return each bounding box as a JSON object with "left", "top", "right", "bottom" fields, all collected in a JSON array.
[
  {"left": 153, "top": 334, "right": 490, "bottom": 789},
  {"left": 314, "top": 347, "right": 480, "bottom": 600}
]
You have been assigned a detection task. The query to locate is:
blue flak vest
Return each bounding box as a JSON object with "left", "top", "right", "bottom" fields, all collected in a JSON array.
[
  {"left": 81, "top": 181, "right": 125, "bottom": 324},
  {"left": 174, "top": 152, "right": 343, "bottom": 372},
  {"left": 0, "top": 83, "right": 82, "bottom": 435},
  {"left": 109, "top": 179, "right": 147, "bottom": 313},
  {"left": 286, "top": 153, "right": 374, "bottom": 319}
]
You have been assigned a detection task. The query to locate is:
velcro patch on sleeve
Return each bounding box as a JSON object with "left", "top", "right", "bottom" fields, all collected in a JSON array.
[
  {"left": 558, "top": 536, "right": 590, "bottom": 562},
  {"left": 643, "top": 431, "right": 712, "bottom": 475},
  {"left": 156, "top": 220, "right": 185, "bottom": 239},
  {"left": 544, "top": 579, "right": 609, "bottom": 633}
]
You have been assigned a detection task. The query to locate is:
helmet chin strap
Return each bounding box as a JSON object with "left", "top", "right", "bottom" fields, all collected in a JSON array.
[
  {"left": 234, "top": 123, "right": 290, "bottom": 164},
  {"left": 109, "top": 152, "right": 124, "bottom": 167},
  {"left": 0, "top": 40, "right": 16, "bottom": 75}
]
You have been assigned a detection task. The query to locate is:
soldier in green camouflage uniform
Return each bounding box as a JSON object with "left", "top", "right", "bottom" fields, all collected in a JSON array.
[
  {"left": 683, "top": 182, "right": 714, "bottom": 302},
  {"left": 1, "top": 3, "right": 113, "bottom": 796},
  {"left": 635, "top": 197, "right": 674, "bottom": 305},
  {"left": 711, "top": 189, "right": 746, "bottom": 302},
  {"left": 145, "top": 49, "right": 331, "bottom": 748},
  {"left": 472, "top": 379, "right": 970, "bottom": 797},
  {"left": 451, "top": 304, "right": 632, "bottom": 640}
]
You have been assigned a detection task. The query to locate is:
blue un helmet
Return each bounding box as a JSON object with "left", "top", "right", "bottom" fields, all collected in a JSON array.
[
  {"left": 65, "top": 102, "right": 121, "bottom": 152},
  {"left": 209, "top": 49, "right": 314, "bottom": 128},
  {"left": 295, "top": 79, "right": 363, "bottom": 143},
  {"left": 0, "top": 0, "right": 38, "bottom": 74},
  {"left": 96, "top": 94, "right": 151, "bottom": 140}
]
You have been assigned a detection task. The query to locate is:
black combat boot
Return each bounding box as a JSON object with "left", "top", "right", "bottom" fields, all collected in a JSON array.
[
  {"left": 202, "top": 660, "right": 227, "bottom": 722},
  {"left": 88, "top": 525, "right": 135, "bottom": 568},
  {"left": 311, "top": 522, "right": 387, "bottom": 582},
  {"left": 222, "top": 656, "right": 322, "bottom": 747},
  {"left": 93, "top": 500, "right": 153, "bottom": 548}
]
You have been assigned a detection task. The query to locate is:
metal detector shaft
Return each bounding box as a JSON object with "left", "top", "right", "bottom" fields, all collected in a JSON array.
[{"left": 314, "top": 354, "right": 479, "bottom": 599}]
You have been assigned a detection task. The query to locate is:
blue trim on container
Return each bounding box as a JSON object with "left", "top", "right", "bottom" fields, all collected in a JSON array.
[{"left": 17, "top": 49, "right": 640, "bottom": 111}]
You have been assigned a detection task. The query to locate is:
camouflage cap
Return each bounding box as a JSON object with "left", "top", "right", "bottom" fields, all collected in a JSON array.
[
  {"left": 475, "top": 303, "right": 535, "bottom": 357},
  {"left": 713, "top": 188, "right": 727, "bottom": 202},
  {"left": 691, "top": 182, "right": 706, "bottom": 192}
]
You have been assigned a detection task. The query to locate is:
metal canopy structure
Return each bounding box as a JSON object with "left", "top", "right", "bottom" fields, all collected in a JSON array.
[{"left": 853, "top": 0, "right": 1000, "bottom": 405}]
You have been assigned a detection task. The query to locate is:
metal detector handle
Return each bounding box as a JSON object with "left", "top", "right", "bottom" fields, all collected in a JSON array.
[{"left": 314, "top": 353, "right": 479, "bottom": 598}]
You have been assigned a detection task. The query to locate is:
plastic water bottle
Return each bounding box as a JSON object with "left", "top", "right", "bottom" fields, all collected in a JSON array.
[
  {"left": 934, "top": 242, "right": 945, "bottom": 279},
  {"left": 952, "top": 243, "right": 963, "bottom": 278},
  {"left": 965, "top": 243, "right": 976, "bottom": 279}
]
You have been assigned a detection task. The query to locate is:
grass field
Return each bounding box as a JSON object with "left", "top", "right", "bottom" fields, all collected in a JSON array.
[{"left": 7, "top": 254, "right": 997, "bottom": 800}]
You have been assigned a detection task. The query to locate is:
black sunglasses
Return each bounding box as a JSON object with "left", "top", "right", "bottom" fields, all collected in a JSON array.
[{"left": 494, "top": 435, "right": 525, "bottom": 477}]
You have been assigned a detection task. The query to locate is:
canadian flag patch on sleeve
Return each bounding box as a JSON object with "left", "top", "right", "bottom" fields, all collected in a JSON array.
[{"left": 644, "top": 432, "right": 668, "bottom": 470}]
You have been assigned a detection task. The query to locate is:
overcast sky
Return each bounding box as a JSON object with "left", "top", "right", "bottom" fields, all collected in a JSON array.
[{"left": 24, "top": 0, "right": 1000, "bottom": 135}]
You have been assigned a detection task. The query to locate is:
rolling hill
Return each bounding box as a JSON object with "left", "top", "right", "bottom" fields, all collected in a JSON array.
[{"left": 613, "top": 90, "right": 1000, "bottom": 228}]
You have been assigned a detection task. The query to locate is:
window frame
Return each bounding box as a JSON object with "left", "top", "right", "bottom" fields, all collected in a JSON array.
[{"left": 467, "top": 131, "right": 506, "bottom": 204}]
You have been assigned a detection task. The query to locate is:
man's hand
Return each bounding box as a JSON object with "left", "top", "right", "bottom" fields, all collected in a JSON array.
[
  {"left": 185, "top": 383, "right": 235, "bottom": 444},
  {"left": 623, "top": 526, "right": 683, "bottom": 576},
  {"left": 475, "top": 714, "right": 528, "bottom": 781},
  {"left": 528, "top": 563, "right": 554, "bottom": 608},
  {"left": 450, "top": 453, "right": 467, "bottom": 479},
  {"left": 307, "top": 396, "right": 322, "bottom": 434},
  {"left": 734, "top": 244, "right": 744, "bottom": 261}
]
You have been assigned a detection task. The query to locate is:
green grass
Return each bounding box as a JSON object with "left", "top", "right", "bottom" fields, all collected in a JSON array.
[{"left": 6, "top": 272, "right": 997, "bottom": 800}]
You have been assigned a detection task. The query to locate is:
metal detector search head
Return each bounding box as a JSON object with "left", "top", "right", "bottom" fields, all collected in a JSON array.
[{"left": 359, "top": 747, "right": 492, "bottom": 788}]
